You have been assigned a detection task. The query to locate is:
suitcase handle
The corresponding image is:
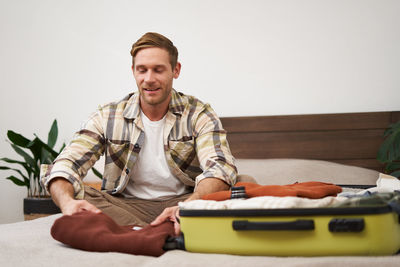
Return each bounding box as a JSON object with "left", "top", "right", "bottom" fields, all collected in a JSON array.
[{"left": 232, "top": 219, "right": 315, "bottom": 231}]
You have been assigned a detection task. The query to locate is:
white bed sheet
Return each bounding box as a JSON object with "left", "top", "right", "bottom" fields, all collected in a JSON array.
[
  {"left": 1, "top": 159, "right": 399, "bottom": 267},
  {"left": 0, "top": 212, "right": 399, "bottom": 267}
]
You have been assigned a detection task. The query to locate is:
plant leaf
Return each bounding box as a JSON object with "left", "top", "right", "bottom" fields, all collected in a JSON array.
[
  {"left": 26, "top": 137, "right": 43, "bottom": 162},
  {"left": 0, "top": 157, "right": 33, "bottom": 177},
  {"left": 59, "top": 142, "right": 66, "bottom": 154},
  {"left": 394, "top": 136, "right": 400, "bottom": 160},
  {"left": 10, "top": 143, "right": 39, "bottom": 178},
  {"left": 47, "top": 119, "right": 58, "bottom": 149},
  {"left": 10, "top": 144, "right": 36, "bottom": 169},
  {"left": 389, "top": 130, "right": 400, "bottom": 161},
  {"left": 7, "top": 130, "right": 31, "bottom": 147},
  {"left": 91, "top": 167, "right": 103, "bottom": 179},
  {"left": 383, "top": 121, "right": 400, "bottom": 137},
  {"left": 6, "top": 175, "right": 29, "bottom": 187},
  {"left": 40, "top": 148, "right": 53, "bottom": 164},
  {"left": 0, "top": 157, "right": 32, "bottom": 171},
  {"left": 385, "top": 162, "right": 400, "bottom": 173},
  {"left": 0, "top": 165, "right": 29, "bottom": 182},
  {"left": 2, "top": 119, "right": 63, "bottom": 195},
  {"left": 377, "top": 123, "right": 400, "bottom": 163},
  {"left": 0, "top": 157, "right": 26, "bottom": 165},
  {"left": 29, "top": 136, "right": 59, "bottom": 160},
  {"left": 377, "top": 137, "right": 392, "bottom": 163},
  {"left": 389, "top": 170, "right": 400, "bottom": 178}
]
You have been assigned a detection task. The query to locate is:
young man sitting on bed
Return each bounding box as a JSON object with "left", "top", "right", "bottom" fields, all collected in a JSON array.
[{"left": 40, "top": 32, "right": 239, "bottom": 235}]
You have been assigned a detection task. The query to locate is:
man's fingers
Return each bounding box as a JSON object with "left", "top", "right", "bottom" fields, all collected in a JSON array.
[
  {"left": 151, "top": 206, "right": 179, "bottom": 226},
  {"left": 174, "top": 221, "right": 181, "bottom": 236},
  {"left": 150, "top": 209, "right": 169, "bottom": 226},
  {"left": 82, "top": 201, "right": 102, "bottom": 213},
  {"left": 62, "top": 200, "right": 101, "bottom": 215}
]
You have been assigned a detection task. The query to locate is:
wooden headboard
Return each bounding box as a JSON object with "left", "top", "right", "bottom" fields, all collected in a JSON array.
[{"left": 220, "top": 111, "right": 400, "bottom": 172}]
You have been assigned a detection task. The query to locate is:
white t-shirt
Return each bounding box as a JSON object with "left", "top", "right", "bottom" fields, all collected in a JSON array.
[{"left": 123, "top": 111, "right": 190, "bottom": 200}]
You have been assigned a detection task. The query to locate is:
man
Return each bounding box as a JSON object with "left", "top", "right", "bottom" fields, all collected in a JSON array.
[{"left": 41, "top": 32, "right": 237, "bottom": 235}]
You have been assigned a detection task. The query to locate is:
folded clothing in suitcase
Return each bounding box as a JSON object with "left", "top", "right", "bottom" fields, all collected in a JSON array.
[{"left": 175, "top": 190, "right": 400, "bottom": 256}]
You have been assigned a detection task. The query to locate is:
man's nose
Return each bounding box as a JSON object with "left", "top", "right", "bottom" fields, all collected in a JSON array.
[{"left": 144, "top": 70, "right": 155, "bottom": 83}]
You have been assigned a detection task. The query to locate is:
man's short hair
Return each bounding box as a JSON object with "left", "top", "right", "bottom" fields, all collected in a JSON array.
[{"left": 130, "top": 32, "right": 178, "bottom": 69}]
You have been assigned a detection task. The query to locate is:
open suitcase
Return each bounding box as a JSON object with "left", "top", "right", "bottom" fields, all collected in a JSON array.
[{"left": 167, "top": 186, "right": 400, "bottom": 256}]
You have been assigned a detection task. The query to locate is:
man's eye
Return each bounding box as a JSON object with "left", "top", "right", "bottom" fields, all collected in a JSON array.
[
  {"left": 155, "top": 68, "right": 164, "bottom": 73},
  {"left": 137, "top": 69, "right": 146, "bottom": 73}
]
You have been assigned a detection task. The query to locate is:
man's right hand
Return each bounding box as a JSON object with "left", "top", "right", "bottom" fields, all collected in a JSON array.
[
  {"left": 59, "top": 198, "right": 101, "bottom": 215},
  {"left": 49, "top": 177, "right": 101, "bottom": 215}
]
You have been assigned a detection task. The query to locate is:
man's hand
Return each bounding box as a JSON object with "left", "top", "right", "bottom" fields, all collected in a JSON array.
[
  {"left": 151, "top": 178, "right": 229, "bottom": 235},
  {"left": 59, "top": 198, "right": 102, "bottom": 216},
  {"left": 151, "top": 206, "right": 180, "bottom": 236},
  {"left": 49, "top": 177, "right": 101, "bottom": 216}
]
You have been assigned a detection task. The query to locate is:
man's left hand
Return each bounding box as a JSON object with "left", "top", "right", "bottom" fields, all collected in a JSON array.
[
  {"left": 150, "top": 205, "right": 180, "bottom": 236},
  {"left": 151, "top": 178, "right": 230, "bottom": 235}
]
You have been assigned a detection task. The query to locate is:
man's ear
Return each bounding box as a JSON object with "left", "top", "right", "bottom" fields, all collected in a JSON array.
[{"left": 173, "top": 62, "right": 181, "bottom": 79}]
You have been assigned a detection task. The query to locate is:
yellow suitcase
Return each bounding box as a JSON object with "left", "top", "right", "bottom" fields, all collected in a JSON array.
[{"left": 175, "top": 192, "right": 400, "bottom": 256}]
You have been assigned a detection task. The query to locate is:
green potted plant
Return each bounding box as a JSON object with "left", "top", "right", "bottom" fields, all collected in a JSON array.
[
  {"left": 377, "top": 119, "right": 400, "bottom": 178},
  {"left": 0, "top": 119, "right": 102, "bottom": 220}
]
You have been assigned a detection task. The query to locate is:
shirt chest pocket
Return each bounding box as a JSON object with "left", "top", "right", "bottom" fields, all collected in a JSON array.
[
  {"left": 168, "top": 138, "right": 196, "bottom": 165},
  {"left": 105, "top": 140, "right": 131, "bottom": 169}
]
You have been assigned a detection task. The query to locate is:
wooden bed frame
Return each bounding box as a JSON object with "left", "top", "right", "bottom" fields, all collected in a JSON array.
[{"left": 220, "top": 111, "right": 400, "bottom": 172}]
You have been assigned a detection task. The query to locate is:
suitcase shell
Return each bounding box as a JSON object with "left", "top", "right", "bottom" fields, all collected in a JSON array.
[{"left": 179, "top": 203, "right": 400, "bottom": 256}]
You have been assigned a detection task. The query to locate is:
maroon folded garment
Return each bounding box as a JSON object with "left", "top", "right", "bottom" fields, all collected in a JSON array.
[{"left": 51, "top": 211, "right": 174, "bottom": 256}]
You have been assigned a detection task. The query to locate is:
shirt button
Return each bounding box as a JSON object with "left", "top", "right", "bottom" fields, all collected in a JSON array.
[
  {"left": 125, "top": 168, "right": 130, "bottom": 174},
  {"left": 134, "top": 143, "right": 139, "bottom": 148}
]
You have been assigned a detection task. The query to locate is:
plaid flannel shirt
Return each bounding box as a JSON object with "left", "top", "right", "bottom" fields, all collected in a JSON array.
[{"left": 40, "top": 89, "right": 237, "bottom": 199}]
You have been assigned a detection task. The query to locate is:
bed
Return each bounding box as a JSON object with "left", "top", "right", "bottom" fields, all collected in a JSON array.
[{"left": 1, "top": 111, "right": 399, "bottom": 267}]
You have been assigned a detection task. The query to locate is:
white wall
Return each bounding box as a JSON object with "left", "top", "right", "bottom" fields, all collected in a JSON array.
[{"left": 1, "top": 0, "right": 399, "bottom": 223}]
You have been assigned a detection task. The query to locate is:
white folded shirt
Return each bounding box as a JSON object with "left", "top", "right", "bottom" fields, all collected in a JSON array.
[
  {"left": 338, "top": 173, "right": 400, "bottom": 196},
  {"left": 179, "top": 195, "right": 348, "bottom": 210}
]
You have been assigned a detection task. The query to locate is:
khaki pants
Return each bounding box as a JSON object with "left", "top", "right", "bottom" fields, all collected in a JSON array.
[
  {"left": 84, "top": 174, "right": 256, "bottom": 226},
  {"left": 84, "top": 186, "right": 191, "bottom": 226}
]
